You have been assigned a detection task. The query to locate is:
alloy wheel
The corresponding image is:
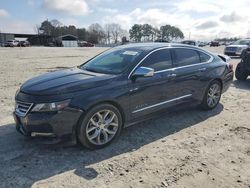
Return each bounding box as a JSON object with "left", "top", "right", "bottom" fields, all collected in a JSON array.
[
  {"left": 86, "top": 110, "right": 119, "bottom": 145},
  {"left": 207, "top": 83, "right": 221, "bottom": 108}
]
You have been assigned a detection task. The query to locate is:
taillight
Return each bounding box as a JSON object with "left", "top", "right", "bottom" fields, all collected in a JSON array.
[{"left": 227, "top": 63, "right": 233, "bottom": 71}]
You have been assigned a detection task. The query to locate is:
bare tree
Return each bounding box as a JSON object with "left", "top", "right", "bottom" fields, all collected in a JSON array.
[
  {"left": 34, "top": 24, "right": 41, "bottom": 35},
  {"left": 50, "top": 19, "right": 63, "bottom": 28},
  {"left": 105, "top": 23, "right": 124, "bottom": 44},
  {"left": 88, "top": 23, "right": 105, "bottom": 44},
  {"left": 104, "top": 24, "right": 112, "bottom": 44}
]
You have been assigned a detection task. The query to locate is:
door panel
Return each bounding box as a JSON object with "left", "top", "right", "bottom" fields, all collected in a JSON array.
[
  {"left": 129, "top": 49, "right": 177, "bottom": 119},
  {"left": 170, "top": 48, "right": 212, "bottom": 102},
  {"left": 129, "top": 70, "right": 177, "bottom": 118},
  {"left": 168, "top": 65, "right": 206, "bottom": 102}
]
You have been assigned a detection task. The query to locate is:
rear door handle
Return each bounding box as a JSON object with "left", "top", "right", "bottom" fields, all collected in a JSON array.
[
  {"left": 167, "top": 73, "right": 177, "bottom": 78},
  {"left": 198, "top": 68, "right": 207, "bottom": 72},
  {"left": 129, "top": 87, "right": 139, "bottom": 92}
]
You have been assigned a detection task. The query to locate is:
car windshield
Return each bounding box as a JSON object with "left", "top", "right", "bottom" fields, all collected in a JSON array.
[
  {"left": 233, "top": 40, "right": 250, "bottom": 45},
  {"left": 81, "top": 48, "right": 143, "bottom": 74}
]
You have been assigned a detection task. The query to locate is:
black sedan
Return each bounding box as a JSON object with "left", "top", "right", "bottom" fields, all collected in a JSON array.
[
  {"left": 181, "top": 40, "right": 197, "bottom": 46},
  {"left": 14, "top": 43, "right": 234, "bottom": 149}
]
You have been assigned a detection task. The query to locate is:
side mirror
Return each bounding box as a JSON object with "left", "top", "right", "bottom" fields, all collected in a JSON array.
[{"left": 132, "top": 67, "right": 154, "bottom": 78}]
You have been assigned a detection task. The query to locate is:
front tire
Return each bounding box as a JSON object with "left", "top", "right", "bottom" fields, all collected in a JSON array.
[
  {"left": 77, "top": 103, "right": 123, "bottom": 149},
  {"left": 235, "top": 63, "right": 248, "bottom": 80},
  {"left": 200, "top": 80, "right": 222, "bottom": 110}
]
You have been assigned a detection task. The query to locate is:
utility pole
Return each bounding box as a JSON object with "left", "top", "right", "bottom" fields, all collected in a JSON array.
[{"left": 0, "top": 29, "right": 2, "bottom": 47}]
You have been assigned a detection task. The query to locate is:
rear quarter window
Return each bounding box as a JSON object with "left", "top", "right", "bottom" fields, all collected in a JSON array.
[{"left": 199, "top": 51, "right": 211, "bottom": 62}]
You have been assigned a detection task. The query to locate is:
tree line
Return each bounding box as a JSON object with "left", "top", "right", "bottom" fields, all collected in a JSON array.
[
  {"left": 214, "top": 37, "right": 241, "bottom": 42},
  {"left": 36, "top": 19, "right": 184, "bottom": 44},
  {"left": 129, "top": 24, "right": 184, "bottom": 42}
]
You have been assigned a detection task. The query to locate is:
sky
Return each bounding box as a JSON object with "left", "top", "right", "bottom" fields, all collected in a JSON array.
[{"left": 0, "top": 0, "right": 250, "bottom": 40}]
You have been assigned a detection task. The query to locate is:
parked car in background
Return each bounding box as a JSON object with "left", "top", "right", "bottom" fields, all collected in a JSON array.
[
  {"left": 45, "top": 42, "right": 56, "bottom": 47},
  {"left": 18, "top": 40, "right": 30, "bottom": 47},
  {"left": 224, "top": 39, "right": 250, "bottom": 57},
  {"left": 14, "top": 43, "right": 234, "bottom": 149},
  {"left": 235, "top": 47, "right": 250, "bottom": 80},
  {"left": 210, "top": 41, "right": 220, "bottom": 47},
  {"left": 181, "top": 40, "right": 197, "bottom": 46},
  {"left": 154, "top": 39, "right": 169, "bottom": 43},
  {"left": 198, "top": 42, "right": 206, "bottom": 47},
  {"left": 78, "top": 41, "right": 94, "bottom": 47},
  {"left": 4, "top": 40, "right": 19, "bottom": 47}
]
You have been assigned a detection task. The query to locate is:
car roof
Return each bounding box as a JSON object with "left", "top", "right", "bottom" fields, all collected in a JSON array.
[
  {"left": 181, "top": 40, "right": 196, "bottom": 42},
  {"left": 116, "top": 42, "right": 201, "bottom": 52},
  {"left": 239, "top": 39, "right": 250, "bottom": 41}
]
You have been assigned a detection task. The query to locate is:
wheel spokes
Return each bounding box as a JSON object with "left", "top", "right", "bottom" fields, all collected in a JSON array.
[
  {"left": 97, "top": 131, "right": 101, "bottom": 144},
  {"left": 105, "top": 129, "right": 116, "bottom": 135},
  {"left": 207, "top": 97, "right": 213, "bottom": 106},
  {"left": 105, "top": 113, "right": 116, "bottom": 124},
  {"left": 103, "top": 110, "right": 110, "bottom": 120},
  {"left": 87, "top": 126, "right": 97, "bottom": 133},
  {"left": 102, "top": 130, "right": 109, "bottom": 142},
  {"left": 89, "top": 130, "right": 100, "bottom": 140},
  {"left": 90, "top": 118, "right": 98, "bottom": 126},
  {"left": 96, "top": 112, "right": 103, "bottom": 121},
  {"left": 207, "top": 83, "right": 221, "bottom": 107},
  {"left": 109, "top": 122, "right": 119, "bottom": 127}
]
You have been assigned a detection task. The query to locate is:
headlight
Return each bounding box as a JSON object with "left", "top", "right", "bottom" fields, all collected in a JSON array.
[
  {"left": 31, "top": 99, "right": 71, "bottom": 112},
  {"left": 237, "top": 47, "right": 242, "bottom": 52}
]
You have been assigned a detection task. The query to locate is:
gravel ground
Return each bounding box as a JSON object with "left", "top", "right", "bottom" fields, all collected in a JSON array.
[{"left": 0, "top": 46, "right": 249, "bottom": 188}]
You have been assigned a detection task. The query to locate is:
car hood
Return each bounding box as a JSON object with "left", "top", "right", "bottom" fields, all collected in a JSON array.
[
  {"left": 20, "top": 67, "right": 116, "bottom": 95},
  {"left": 226, "top": 44, "right": 248, "bottom": 48}
]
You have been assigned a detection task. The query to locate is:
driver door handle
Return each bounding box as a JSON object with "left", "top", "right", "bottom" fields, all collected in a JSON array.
[{"left": 198, "top": 67, "right": 207, "bottom": 72}]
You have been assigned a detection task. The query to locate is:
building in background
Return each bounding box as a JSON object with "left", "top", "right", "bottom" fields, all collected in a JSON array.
[
  {"left": 56, "top": 35, "right": 78, "bottom": 47},
  {"left": 0, "top": 33, "right": 79, "bottom": 47},
  {"left": 0, "top": 33, "right": 15, "bottom": 46}
]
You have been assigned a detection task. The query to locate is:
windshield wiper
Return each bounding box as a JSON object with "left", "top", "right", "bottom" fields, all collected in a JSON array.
[{"left": 84, "top": 67, "right": 101, "bottom": 73}]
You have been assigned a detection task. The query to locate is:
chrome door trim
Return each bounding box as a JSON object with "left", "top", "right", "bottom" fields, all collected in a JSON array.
[
  {"left": 154, "top": 61, "right": 211, "bottom": 74},
  {"left": 128, "top": 46, "right": 214, "bottom": 78},
  {"left": 132, "top": 94, "right": 192, "bottom": 113}
]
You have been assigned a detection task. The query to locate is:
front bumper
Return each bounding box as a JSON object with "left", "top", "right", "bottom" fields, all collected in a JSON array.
[
  {"left": 224, "top": 49, "right": 242, "bottom": 56},
  {"left": 13, "top": 107, "right": 83, "bottom": 141},
  {"left": 224, "top": 52, "right": 237, "bottom": 56}
]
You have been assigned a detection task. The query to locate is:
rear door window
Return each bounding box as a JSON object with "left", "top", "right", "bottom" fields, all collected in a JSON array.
[
  {"left": 172, "top": 48, "right": 200, "bottom": 67},
  {"left": 141, "top": 49, "right": 173, "bottom": 71}
]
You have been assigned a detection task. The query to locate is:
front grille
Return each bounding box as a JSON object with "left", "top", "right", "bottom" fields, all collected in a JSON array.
[
  {"left": 225, "top": 47, "right": 237, "bottom": 52},
  {"left": 15, "top": 101, "right": 33, "bottom": 117}
]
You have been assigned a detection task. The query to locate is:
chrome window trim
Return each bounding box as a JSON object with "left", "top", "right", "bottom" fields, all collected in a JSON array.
[
  {"left": 132, "top": 94, "right": 192, "bottom": 113},
  {"left": 154, "top": 61, "right": 212, "bottom": 74},
  {"left": 128, "top": 46, "right": 214, "bottom": 79}
]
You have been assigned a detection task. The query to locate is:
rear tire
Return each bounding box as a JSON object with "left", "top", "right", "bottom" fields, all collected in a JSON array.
[
  {"left": 200, "top": 80, "right": 222, "bottom": 110},
  {"left": 235, "top": 63, "right": 248, "bottom": 80},
  {"left": 77, "top": 103, "right": 123, "bottom": 149}
]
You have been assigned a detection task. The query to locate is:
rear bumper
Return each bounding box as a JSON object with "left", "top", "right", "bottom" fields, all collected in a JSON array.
[
  {"left": 224, "top": 52, "right": 239, "bottom": 56},
  {"left": 13, "top": 107, "right": 83, "bottom": 141},
  {"left": 222, "top": 71, "right": 234, "bottom": 93}
]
